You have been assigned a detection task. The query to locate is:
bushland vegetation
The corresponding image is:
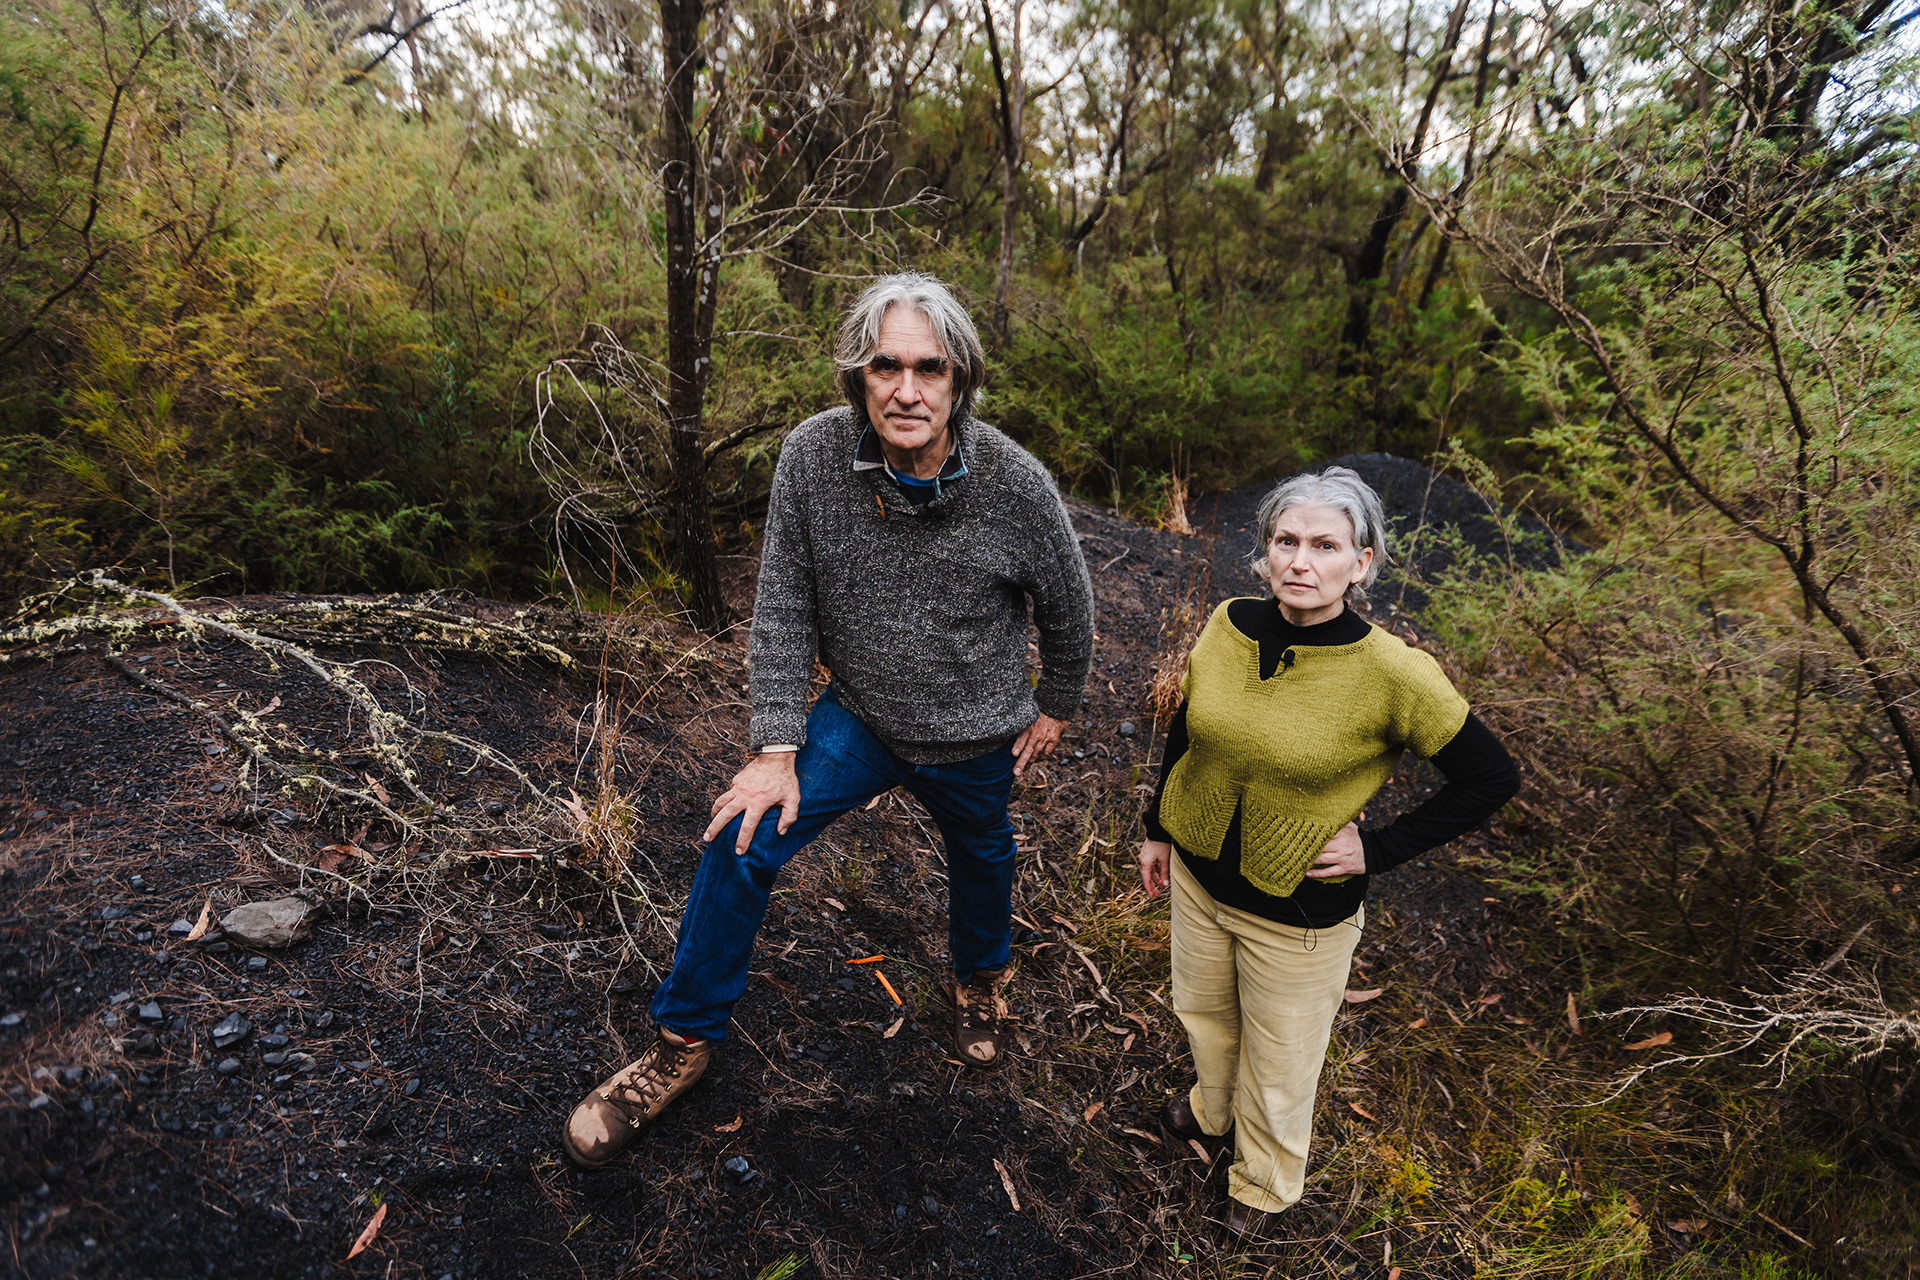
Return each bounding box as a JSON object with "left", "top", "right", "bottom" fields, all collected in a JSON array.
[{"left": 3, "top": 0, "right": 1917, "bottom": 1273}]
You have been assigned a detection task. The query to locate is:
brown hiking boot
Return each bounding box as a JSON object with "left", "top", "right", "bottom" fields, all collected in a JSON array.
[
  {"left": 561, "top": 1029, "right": 711, "bottom": 1168},
  {"left": 951, "top": 967, "right": 1009, "bottom": 1069}
]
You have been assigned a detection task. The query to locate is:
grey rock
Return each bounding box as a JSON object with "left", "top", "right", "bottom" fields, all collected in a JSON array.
[
  {"left": 100, "top": 906, "right": 130, "bottom": 921},
  {"left": 246, "top": 956, "right": 267, "bottom": 972},
  {"left": 262, "top": 1052, "right": 288, "bottom": 1066},
  {"left": 28, "top": 1092, "right": 51, "bottom": 1110},
  {"left": 219, "top": 897, "right": 321, "bottom": 949},
  {"left": 723, "top": 1156, "right": 752, "bottom": 1179},
  {"left": 168, "top": 919, "right": 195, "bottom": 935},
  {"left": 109, "top": 991, "right": 131, "bottom": 1005},
  {"left": 215, "top": 1058, "right": 242, "bottom": 1076},
  {"left": 259, "top": 1034, "right": 289, "bottom": 1049},
  {"left": 0, "top": 1012, "right": 21, "bottom": 1028},
  {"left": 922, "top": 1195, "right": 943, "bottom": 1218},
  {"left": 350, "top": 1060, "right": 372, "bottom": 1070},
  {"left": 403, "top": 1077, "right": 422, "bottom": 1097},
  {"left": 1120, "top": 720, "right": 1137, "bottom": 737},
  {"left": 310, "top": 1011, "right": 335, "bottom": 1030},
  {"left": 136, "top": 1002, "right": 164, "bottom": 1024},
  {"left": 211, "top": 1013, "right": 251, "bottom": 1048}
]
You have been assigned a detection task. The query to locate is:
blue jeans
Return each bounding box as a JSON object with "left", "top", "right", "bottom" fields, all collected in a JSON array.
[{"left": 649, "top": 686, "right": 1018, "bottom": 1043}]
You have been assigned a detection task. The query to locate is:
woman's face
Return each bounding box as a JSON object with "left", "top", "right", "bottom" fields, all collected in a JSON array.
[{"left": 1265, "top": 502, "right": 1374, "bottom": 627}]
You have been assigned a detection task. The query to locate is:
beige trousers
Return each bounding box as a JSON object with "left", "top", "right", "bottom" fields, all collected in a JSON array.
[{"left": 1171, "top": 851, "right": 1363, "bottom": 1213}]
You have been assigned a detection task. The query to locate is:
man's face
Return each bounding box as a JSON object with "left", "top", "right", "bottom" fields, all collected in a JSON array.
[{"left": 862, "top": 305, "right": 955, "bottom": 462}]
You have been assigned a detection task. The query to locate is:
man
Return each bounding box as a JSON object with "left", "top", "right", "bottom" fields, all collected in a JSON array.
[{"left": 562, "top": 273, "right": 1095, "bottom": 1168}]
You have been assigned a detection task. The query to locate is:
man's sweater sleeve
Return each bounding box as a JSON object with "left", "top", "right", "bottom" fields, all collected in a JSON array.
[
  {"left": 747, "top": 433, "right": 820, "bottom": 749},
  {"left": 1027, "top": 488, "right": 1096, "bottom": 721}
]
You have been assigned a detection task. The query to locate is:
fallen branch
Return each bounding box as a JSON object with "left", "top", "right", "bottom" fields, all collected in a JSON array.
[{"left": 1594, "top": 972, "right": 1920, "bottom": 1103}]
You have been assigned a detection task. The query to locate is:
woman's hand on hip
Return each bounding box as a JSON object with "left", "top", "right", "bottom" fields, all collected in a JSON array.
[
  {"left": 1137, "top": 839, "right": 1172, "bottom": 897},
  {"left": 1305, "top": 821, "right": 1367, "bottom": 878}
]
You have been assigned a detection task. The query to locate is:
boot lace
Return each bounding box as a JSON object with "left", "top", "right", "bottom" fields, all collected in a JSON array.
[{"left": 602, "top": 1041, "right": 689, "bottom": 1120}]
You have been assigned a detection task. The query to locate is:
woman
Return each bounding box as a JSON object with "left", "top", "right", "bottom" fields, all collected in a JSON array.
[{"left": 1137, "top": 466, "right": 1520, "bottom": 1239}]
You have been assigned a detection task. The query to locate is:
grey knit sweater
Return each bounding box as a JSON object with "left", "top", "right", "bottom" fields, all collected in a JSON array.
[{"left": 747, "top": 406, "right": 1095, "bottom": 764}]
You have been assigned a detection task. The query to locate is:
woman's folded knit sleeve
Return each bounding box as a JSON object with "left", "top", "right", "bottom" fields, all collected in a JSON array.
[{"left": 1359, "top": 712, "right": 1519, "bottom": 875}]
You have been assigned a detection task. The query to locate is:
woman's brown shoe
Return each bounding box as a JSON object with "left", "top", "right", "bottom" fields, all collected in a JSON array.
[
  {"left": 951, "top": 968, "right": 1009, "bottom": 1069},
  {"left": 1161, "top": 1094, "right": 1233, "bottom": 1160},
  {"left": 1226, "top": 1199, "right": 1283, "bottom": 1242},
  {"left": 562, "top": 1029, "right": 711, "bottom": 1168}
]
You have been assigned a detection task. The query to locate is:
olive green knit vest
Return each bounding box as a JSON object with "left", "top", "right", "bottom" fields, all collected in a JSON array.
[{"left": 1158, "top": 601, "right": 1469, "bottom": 898}]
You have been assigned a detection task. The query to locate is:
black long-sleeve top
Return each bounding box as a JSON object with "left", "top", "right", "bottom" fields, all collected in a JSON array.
[{"left": 1143, "top": 599, "right": 1520, "bottom": 928}]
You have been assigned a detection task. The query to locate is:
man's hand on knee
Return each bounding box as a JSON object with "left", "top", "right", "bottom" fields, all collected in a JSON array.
[
  {"left": 705, "top": 751, "right": 802, "bottom": 854},
  {"left": 1011, "top": 712, "right": 1066, "bottom": 776}
]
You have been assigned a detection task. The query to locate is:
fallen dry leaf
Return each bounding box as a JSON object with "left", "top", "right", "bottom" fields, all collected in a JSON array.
[
  {"left": 1118, "top": 1126, "right": 1161, "bottom": 1146},
  {"left": 992, "top": 1159, "right": 1022, "bottom": 1211},
  {"left": 1666, "top": 1219, "right": 1705, "bottom": 1234},
  {"left": 184, "top": 896, "right": 213, "bottom": 943},
  {"left": 882, "top": 1016, "right": 905, "bottom": 1039},
  {"left": 1186, "top": 1138, "right": 1214, "bottom": 1165},
  {"left": 714, "top": 1115, "right": 743, "bottom": 1133},
  {"left": 1347, "top": 1101, "right": 1378, "bottom": 1121},
  {"left": 317, "top": 843, "right": 372, "bottom": 874},
  {"left": 1566, "top": 993, "right": 1583, "bottom": 1035},
  {"left": 822, "top": 897, "right": 846, "bottom": 912},
  {"left": 1389, "top": 1269, "right": 1403, "bottom": 1280},
  {"left": 1121, "top": 1033, "right": 1136, "bottom": 1052},
  {"left": 364, "top": 774, "right": 391, "bottom": 806},
  {"left": 345, "top": 1201, "right": 387, "bottom": 1260},
  {"left": 420, "top": 926, "right": 448, "bottom": 955},
  {"left": 1083, "top": 1100, "right": 1104, "bottom": 1123},
  {"left": 1407, "top": 1017, "right": 1429, "bottom": 1029},
  {"left": 864, "top": 794, "right": 883, "bottom": 810},
  {"left": 1343, "top": 987, "right": 1385, "bottom": 1003},
  {"left": 1626, "top": 1031, "right": 1673, "bottom": 1050},
  {"left": 1048, "top": 913, "right": 1080, "bottom": 934}
]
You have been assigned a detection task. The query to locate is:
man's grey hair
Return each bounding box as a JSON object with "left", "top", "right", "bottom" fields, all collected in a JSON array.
[
  {"left": 1248, "top": 465, "right": 1390, "bottom": 605},
  {"left": 833, "top": 273, "right": 988, "bottom": 424}
]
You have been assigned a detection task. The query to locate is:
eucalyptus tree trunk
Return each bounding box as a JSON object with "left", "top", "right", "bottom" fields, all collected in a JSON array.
[{"left": 659, "top": 0, "right": 728, "bottom": 631}]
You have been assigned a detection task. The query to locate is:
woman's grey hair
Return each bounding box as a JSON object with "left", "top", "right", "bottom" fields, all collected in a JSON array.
[
  {"left": 1248, "top": 465, "right": 1390, "bottom": 605},
  {"left": 834, "top": 273, "right": 988, "bottom": 424}
]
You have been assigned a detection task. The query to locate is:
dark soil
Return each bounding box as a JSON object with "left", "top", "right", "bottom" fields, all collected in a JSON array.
[{"left": 1, "top": 459, "right": 1540, "bottom": 1280}]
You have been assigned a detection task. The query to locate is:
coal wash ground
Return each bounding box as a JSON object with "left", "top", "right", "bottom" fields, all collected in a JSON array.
[{"left": 0, "top": 456, "right": 1547, "bottom": 1279}]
